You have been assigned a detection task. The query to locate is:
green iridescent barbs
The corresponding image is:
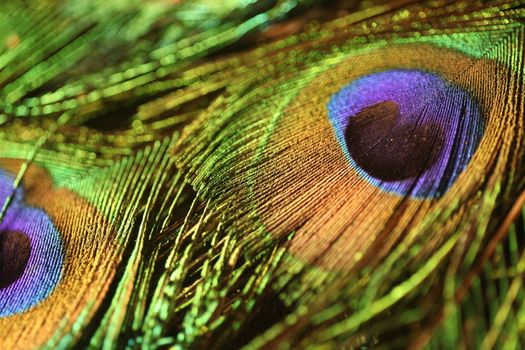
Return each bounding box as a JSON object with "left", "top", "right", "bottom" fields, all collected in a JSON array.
[{"left": 0, "top": 1, "right": 523, "bottom": 349}]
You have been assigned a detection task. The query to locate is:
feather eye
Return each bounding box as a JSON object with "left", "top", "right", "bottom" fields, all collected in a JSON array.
[
  {"left": 0, "top": 159, "right": 118, "bottom": 348},
  {"left": 175, "top": 18, "right": 524, "bottom": 272},
  {"left": 0, "top": 168, "right": 63, "bottom": 317},
  {"left": 328, "top": 68, "right": 483, "bottom": 197},
  {"left": 251, "top": 43, "right": 514, "bottom": 269},
  {"left": 0, "top": 136, "right": 176, "bottom": 348},
  {"left": 168, "top": 5, "right": 524, "bottom": 343}
]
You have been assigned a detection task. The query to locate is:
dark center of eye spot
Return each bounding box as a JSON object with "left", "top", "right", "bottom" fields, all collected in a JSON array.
[
  {"left": 0, "top": 230, "right": 31, "bottom": 289},
  {"left": 344, "top": 101, "right": 445, "bottom": 182}
]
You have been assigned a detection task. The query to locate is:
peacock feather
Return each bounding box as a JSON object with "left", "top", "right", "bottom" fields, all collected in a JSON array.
[{"left": 0, "top": 0, "right": 524, "bottom": 349}]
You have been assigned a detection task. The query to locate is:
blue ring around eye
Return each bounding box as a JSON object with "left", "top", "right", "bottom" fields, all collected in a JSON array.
[
  {"left": 328, "top": 69, "right": 485, "bottom": 199},
  {"left": 0, "top": 170, "right": 64, "bottom": 317}
]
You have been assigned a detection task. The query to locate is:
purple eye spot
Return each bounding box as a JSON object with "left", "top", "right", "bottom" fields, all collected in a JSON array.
[
  {"left": 328, "top": 69, "right": 484, "bottom": 198},
  {"left": 0, "top": 170, "right": 64, "bottom": 318}
]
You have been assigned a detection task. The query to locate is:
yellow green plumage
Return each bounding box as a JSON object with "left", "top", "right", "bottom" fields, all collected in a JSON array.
[{"left": 0, "top": 1, "right": 524, "bottom": 349}]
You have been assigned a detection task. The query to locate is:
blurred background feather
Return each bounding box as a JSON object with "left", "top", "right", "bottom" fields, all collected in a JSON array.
[{"left": 0, "top": 0, "right": 524, "bottom": 349}]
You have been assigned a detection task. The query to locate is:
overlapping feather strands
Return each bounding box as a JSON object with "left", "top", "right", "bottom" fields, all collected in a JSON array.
[{"left": 0, "top": 1, "right": 524, "bottom": 349}]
